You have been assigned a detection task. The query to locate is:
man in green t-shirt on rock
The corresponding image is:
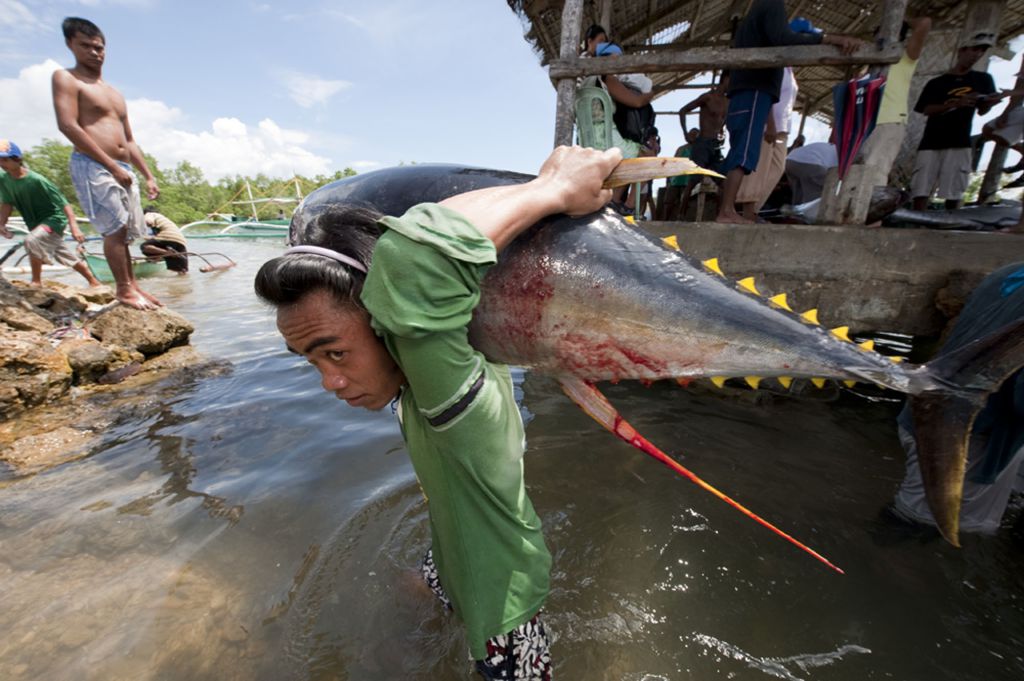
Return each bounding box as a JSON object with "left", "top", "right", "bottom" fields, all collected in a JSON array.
[
  {"left": 255, "top": 145, "right": 621, "bottom": 679},
  {"left": 0, "top": 139, "right": 100, "bottom": 288}
]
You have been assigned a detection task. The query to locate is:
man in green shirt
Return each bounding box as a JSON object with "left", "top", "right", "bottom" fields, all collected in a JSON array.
[
  {"left": 255, "top": 145, "right": 621, "bottom": 679},
  {"left": 0, "top": 139, "right": 100, "bottom": 288}
]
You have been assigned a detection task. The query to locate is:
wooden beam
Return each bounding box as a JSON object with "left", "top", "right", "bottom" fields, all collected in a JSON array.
[
  {"left": 549, "top": 43, "right": 901, "bottom": 79},
  {"left": 553, "top": 0, "right": 585, "bottom": 147},
  {"left": 687, "top": 0, "right": 705, "bottom": 41}
]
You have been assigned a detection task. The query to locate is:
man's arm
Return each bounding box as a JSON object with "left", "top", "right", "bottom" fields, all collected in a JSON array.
[
  {"left": 905, "top": 16, "right": 932, "bottom": 61},
  {"left": 603, "top": 76, "right": 654, "bottom": 109},
  {"left": 439, "top": 146, "right": 621, "bottom": 252},
  {"left": 51, "top": 70, "right": 134, "bottom": 189},
  {"left": 122, "top": 114, "right": 159, "bottom": 200},
  {"left": 0, "top": 203, "right": 12, "bottom": 239},
  {"left": 64, "top": 204, "right": 84, "bottom": 243},
  {"left": 976, "top": 74, "right": 999, "bottom": 116}
]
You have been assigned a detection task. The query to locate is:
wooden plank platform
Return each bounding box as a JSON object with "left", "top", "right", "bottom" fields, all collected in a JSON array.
[{"left": 641, "top": 221, "right": 1024, "bottom": 337}]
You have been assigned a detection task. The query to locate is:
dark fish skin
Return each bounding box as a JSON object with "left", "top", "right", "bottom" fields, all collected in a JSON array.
[
  {"left": 97, "top": 362, "right": 142, "bottom": 385},
  {"left": 289, "top": 165, "right": 1024, "bottom": 545}
]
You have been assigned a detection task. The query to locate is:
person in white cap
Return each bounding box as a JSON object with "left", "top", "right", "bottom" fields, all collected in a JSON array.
[{"left": 911, "top": 31, "right": 1005, "bottom": 211}]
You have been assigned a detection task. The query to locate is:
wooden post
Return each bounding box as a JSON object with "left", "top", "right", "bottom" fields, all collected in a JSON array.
[
  {"left": 554, "top": 0, "right": 585, "bottom": 148},
  {"left": 979, "top": 65, "right": 1021, "bottom": 202},
  {"left": 875, "top": 0, "right": 909, "bottom": 55},
  {"left": 600, "top": 0, "right": 612, "bottom": 32},
  {"left": 819, "top": 0, "right": 909, "bottom": 225},
  {"left": 963, "top": 0, "right": 1009, "bottom": 202}
]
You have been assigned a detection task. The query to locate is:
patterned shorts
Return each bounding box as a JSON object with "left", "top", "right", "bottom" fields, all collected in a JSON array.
[{"left": 421, "top": 549, "right": 553, "bottom": 680}]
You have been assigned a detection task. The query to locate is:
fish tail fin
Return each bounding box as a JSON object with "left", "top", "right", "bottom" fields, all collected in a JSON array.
[{"left": 911, "top": 318, "right": 1024, "bottom": 546}]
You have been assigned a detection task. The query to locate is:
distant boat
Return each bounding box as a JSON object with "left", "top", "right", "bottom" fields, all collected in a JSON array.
[
  {"left": 181, "top": 178, "right": 302, "bottom": 236},
  {"left": 82, "top": 250, "right": 164, "bottom": 282}
]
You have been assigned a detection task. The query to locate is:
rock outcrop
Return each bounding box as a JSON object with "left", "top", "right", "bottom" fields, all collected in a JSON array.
[{"left": 0, "top": 278, "right": 196, "bottom": 421}]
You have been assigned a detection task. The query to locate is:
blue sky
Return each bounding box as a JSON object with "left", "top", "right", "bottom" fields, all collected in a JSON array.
[
  {"left": 2, "top": 1, "right": 1022, "bottom": 184},
  {"left": 2, "top": 0, "right": 566, "bottom": 179}
]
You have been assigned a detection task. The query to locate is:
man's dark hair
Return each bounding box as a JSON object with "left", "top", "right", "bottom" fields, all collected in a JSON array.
[
  {"left": 62, "top": 17, "right": 105, "bottom": 43},
  {"left": 143, "top": 206, "right": 156, "bottom": 214},
  {"left": 254, "top": 203, "right": 382, "bottom": 310}
]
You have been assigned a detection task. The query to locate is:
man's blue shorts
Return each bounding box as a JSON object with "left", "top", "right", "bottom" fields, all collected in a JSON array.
[{"left": 721, "top": 89, "right": 774, "bottom": 175}]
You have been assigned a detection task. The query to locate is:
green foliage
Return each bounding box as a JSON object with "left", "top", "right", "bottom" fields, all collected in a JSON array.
[
  {"left": 19, "top": 140, "right": 359, "bottom": 227},
  {"left": 23, "top": 139, "right": 76, "bottom": 209}
]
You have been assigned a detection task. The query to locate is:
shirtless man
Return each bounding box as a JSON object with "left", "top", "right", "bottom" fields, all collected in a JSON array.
[
  {"left": 677, "top": 73, "right": 729, "bottom": 174},
  {"left": 52, "top": 17, "right": 161, "bottom": 309}
]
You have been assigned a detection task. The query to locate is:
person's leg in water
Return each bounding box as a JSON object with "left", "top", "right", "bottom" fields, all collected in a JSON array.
[
  {"left": 71, "top": 259, "right": 102, "bottom": 287},
  {"left": 420, "top": 549, "right": 552, "bottom": 679}
]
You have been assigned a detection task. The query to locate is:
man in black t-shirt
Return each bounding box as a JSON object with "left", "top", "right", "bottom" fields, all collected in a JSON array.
[{"left": 911, "top": 31, "right": 1003, "bottom": 210}]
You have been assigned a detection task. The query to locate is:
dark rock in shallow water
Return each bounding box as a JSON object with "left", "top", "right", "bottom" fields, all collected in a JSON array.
[
  {"left": 59, "top": 337, "right": 144, "bottom": 385},
  {"left": 86, "top": 305, "right": 194, "bottom": 356}
]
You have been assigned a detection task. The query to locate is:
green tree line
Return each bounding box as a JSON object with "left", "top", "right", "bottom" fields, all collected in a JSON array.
[{"left": 17, "top": 139, "right": 357, "bottom": 227}]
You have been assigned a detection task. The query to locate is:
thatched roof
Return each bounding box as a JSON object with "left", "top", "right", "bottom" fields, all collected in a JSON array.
[{"left": 508, "top": 1, "right": 1024, "bottom": 119}]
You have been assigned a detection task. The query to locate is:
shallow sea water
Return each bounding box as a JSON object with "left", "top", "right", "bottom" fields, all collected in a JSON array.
[{"left": 1, "top": 238, "right": 1022, "bottom": 680}]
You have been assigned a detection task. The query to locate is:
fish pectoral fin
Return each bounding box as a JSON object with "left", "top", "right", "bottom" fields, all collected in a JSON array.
[{"left": 556, "top": 376, "right": 844, "bottom": 574}]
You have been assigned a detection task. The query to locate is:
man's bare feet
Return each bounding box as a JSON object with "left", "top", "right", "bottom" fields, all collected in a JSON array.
[
  {"left": 30, "top": 279, "right": 43, "bottom": 287},
  {"left": 715, "top": 209, "right": 754, "bottom": 224},
  {"left": 134, "top": 284, "right": 163, "bottom": 307},
  {"left": 115, "top": 284, "right": 156, "bottom": 310},
  {"left": 117, "top": 292, "right": 156, "bottom": 310}
]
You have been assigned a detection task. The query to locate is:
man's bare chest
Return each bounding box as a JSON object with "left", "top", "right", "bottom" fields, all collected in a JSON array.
[{"left": 77, "top": 82, "right": 124, "bottom": 119}]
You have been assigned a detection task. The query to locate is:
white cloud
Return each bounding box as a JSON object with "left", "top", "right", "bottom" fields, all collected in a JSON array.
[
  {"left": 350, "top": 160, "right": 383, "bottom": 170},
  {"left": 129, "top": 102, "right": 333, "bottom": 180},
  {"left": 275, "top": 69, "right": 351, "bottom": 108},
  {"left": 0, "top": 60, "right": 63, "bottom": 145},
  {"left": 3, "top": 60, "right": 333, "bottom": 180}
]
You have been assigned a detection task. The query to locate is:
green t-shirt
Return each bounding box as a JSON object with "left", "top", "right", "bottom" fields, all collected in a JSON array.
[
  {"left": 0, "top": 169, "right": 70, "bottom": 235},
  {"left": 669, "top": 144, "right": 694, "bottom": 187},
  {"left": 361, "top": 203, "right": 551, "bottom": 659}
]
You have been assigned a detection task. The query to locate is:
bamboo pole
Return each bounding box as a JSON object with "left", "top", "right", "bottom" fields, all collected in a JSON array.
[{"left": 554, "top": 0, "right": 585, "bottom": 147}]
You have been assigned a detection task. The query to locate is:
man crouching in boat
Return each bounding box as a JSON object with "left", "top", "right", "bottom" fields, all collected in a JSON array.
[{"left": 255, "top": 145, "right": 621, "bottom": 679}]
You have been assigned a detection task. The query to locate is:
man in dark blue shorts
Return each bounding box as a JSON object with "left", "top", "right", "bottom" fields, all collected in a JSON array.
[{"left": 716, "top": 2, "right": 861, "bottom": 223}]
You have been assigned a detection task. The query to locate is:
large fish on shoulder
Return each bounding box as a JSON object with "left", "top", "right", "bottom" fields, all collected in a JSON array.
[{"left": 288, "top": 162, "right": 1024, "bottom": 561}]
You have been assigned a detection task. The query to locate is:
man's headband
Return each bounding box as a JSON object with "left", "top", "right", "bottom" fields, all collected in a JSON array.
[{"left": 284, "top": 245, "right": 367, "bottom": 274}]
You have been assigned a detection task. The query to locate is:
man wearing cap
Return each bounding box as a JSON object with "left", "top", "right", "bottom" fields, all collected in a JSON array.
[
  {"left": 716, "top": 1, "right": 862, "bottom": 224},
  {"left": 911, "top": 32, "right": 1002, "bottom": 211},
  {"left": 52, "top": 16, "right": 162, "bottom": 310},
  {"left": 0, "top": 140, "right": 102, "bottom": 288}
]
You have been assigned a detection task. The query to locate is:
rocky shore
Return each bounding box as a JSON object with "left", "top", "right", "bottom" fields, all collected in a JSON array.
[{"left": 0, "top": 277, "right": 226, "bottom": 476}]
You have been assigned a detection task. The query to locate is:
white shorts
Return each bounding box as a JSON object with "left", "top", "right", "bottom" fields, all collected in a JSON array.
[
  {"left": 911, "top": 147, "right": 972, "bottom": 201},
  {"left": 23, "top": 225, "right": 81, "bottom": 267}
]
